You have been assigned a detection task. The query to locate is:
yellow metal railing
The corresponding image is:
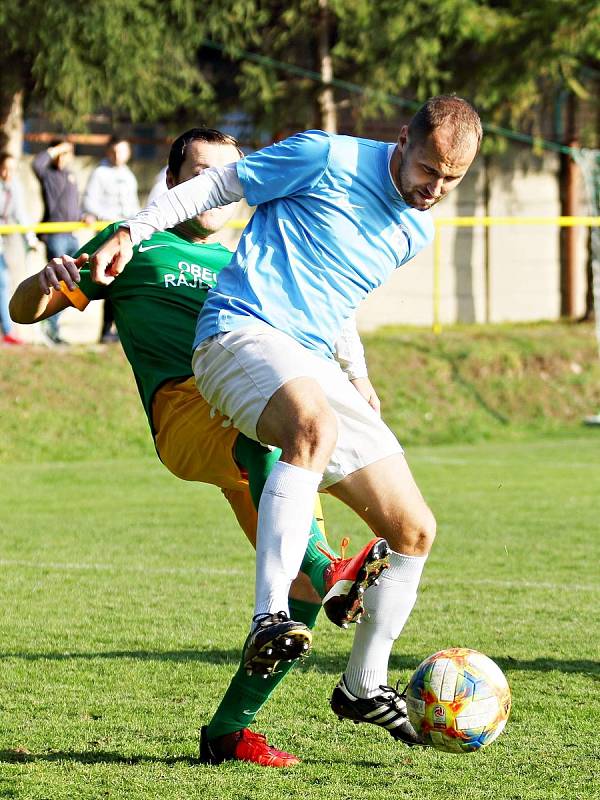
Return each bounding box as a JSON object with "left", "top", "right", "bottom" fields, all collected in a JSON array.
[
  {"left": 3, "top": 217, "right": 598, "bottom": 335},
  {"left": 432, "top": 216, "right": 600, "bottom": 333},
  {"left": 0, "top": 219, "right": 249, "bottom": 235}
]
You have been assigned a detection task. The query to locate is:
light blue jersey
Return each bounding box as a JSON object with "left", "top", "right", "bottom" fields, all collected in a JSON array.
[{"left": 194, "top": 130, "right": 434, "bottom": 358}]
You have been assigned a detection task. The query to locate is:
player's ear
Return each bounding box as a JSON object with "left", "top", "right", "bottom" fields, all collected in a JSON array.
[{"left": 398, "top": 125, "right": 409, "bottom": 151}]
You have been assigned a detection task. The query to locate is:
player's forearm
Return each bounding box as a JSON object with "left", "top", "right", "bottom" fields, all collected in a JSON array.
[
  {"left": 123, "top": 163, "right": 244, "bottom": 245},
  {"left": 9, "top": 274, "right": 53, "bottom": 323}
]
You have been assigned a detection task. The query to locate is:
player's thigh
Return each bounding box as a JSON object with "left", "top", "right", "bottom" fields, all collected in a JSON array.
[
  {"left": 152, "top": 377, "right": 246, "bottom": 491},
  {"left": 327, "top": 453, "right": 436, "bottom": 556},
  {"left": 192, "top": 323, "right": 336, "bottom": 447},
  {"left": 256, "top": 376, "right": 337, "bottom": 462}
]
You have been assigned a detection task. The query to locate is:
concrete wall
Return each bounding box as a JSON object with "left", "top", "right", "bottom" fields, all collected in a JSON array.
[
  {"left": 357, "top": 151, "right": 589, "bottom": 331},
  {"left": 4, "top": 148, "right": 589, "bottom": 344}
]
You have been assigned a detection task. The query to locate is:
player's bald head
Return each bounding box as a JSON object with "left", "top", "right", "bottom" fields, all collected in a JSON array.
[{"left": 407, "top": 95, "right": 482, "bottom": 158}]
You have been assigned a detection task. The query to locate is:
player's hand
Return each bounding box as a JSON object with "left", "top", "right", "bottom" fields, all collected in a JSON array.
[
  {"left": 89, "top": 227, "right": 133, "bottom": 284},
  {"left": 39, "top": 253, "right": 88, "bottom": 294},
  {"left": 351, "top": 376, "right": 381, "bottom": 416}
]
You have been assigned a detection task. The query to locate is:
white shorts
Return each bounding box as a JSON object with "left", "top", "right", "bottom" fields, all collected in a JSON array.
[{"left": 192, "top": 322, "right": 402, "bottom": 489}]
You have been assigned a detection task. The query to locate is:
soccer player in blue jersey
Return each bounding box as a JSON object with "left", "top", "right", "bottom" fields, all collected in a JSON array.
[{"left": 91, "top": 95, "right": 482, "bottom": 746}]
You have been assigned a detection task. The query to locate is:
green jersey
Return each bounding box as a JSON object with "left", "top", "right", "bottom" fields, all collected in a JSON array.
[{"left": 70, "top": 223, "right": 233, "bottom": 428}]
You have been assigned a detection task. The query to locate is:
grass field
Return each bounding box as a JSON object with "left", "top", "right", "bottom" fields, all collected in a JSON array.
[
  {"left": 1, "top": 436, "right": 599, "bottom": 799},
  {"left": 2, "top": 321, "right": 600, "bottom": 464}
]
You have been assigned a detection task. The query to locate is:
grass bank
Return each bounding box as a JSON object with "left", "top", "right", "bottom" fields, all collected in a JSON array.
[{"left": 1, "top": 321, "right": 599, "bottom": 463}]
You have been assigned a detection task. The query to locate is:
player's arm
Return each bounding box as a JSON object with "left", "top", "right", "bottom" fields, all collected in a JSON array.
[
  {"left": 9, "top": 254, "right": 89, "bottom": 323},
  {"left": 89, "top": 163, "right": 244, "bottom": 284},
  {"left": 10, "top": 223, "right": 117, "bottom": 324},
  {"left": 89, "top": 131, "right": 330, "bottom": 285},
  {"left": 334, "top": 314, "right": 381, "bottom": 415}
]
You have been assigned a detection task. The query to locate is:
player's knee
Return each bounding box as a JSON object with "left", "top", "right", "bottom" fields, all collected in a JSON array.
[
  {"left": 418, "top": 506, "right": 437, "bottom": 552},
  {"left": 411, "top": 506, "right": 436, "bottom": 554},
  {"left": 287, "top": 402, "right": 337, "bottom": 463},
  {"left": 394, "top": 506, "right": 436, "bottom": 556}
]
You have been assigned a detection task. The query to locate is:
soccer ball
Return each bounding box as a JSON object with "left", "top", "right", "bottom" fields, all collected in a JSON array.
[{"left": 405, "top": 647, "right": 511, "bottom": 753}]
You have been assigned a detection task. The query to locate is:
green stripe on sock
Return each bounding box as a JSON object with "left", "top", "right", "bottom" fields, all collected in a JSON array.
[{"left": 300, "top": 519, "right": 339, "bottom": 598}]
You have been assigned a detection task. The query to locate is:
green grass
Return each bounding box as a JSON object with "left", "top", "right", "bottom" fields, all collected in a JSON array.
[
  {"left": 1, "top": 438, "right": 599, "bottom": 799},
  {"left": 2, "top": 321, "right": 600, "bottom": 464}
]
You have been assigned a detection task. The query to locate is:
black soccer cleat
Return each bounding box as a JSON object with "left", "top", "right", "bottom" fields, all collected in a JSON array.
[
  {"left": 243, "top": 612, "right": 312, "bottom": 677},
  {"left": 330, "top": 674, "right": 426, "bottom": 746}
]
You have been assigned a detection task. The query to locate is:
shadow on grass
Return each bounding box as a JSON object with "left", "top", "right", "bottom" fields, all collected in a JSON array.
[
  {"left": 494, "top": 655, "right": 600, "bottom": 677},
  {"left": 0, "top": 749, "right": 197, "bottom": 766},
  {"left": 391, "top": 654, "right": 599, "bottom": 678},
  {"left": 0, "top": 749, "right": 386, "bottom": 769},
  {"left": 0, "top": 648, "right": 597, "bottom": 677}
]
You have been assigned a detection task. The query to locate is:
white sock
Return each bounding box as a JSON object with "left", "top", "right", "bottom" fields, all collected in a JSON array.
[
  {"left": 254, "top": 461, "right": 322, "bottom": 621},
  {"left": 344, "top": 549, "right": 427, "bottom": 698}
]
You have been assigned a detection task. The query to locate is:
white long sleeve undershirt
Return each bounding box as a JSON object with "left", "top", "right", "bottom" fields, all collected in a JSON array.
[
  {"left": 334, "top": 314, "right": 368, "bottom": 380},
  {"left": 125, "top": 165, "right": 368, "bottom": 380},
  {"left": 123, "top": 163, "right": 244, "bottom": 245}
]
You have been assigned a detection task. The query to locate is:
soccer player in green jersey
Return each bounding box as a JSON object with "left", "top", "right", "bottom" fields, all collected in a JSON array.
[{"left": 10, "top": 127, "right": 390, "bottom": 766}]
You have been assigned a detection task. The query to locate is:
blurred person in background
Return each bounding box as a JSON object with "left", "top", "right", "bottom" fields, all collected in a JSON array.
[
  {"left": 0, "top": 152, "right": 39, "bottom": 345},
  {"left": 83, "top": 135, "right": 140, "bottom": 342},
  {"left": 32, "top": 139, "right": 82, "bottom": 345}
]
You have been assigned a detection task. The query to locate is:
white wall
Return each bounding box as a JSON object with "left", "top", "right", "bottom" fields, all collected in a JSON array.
[{"left": 358, "top": 151, "right": 589, "bottom": 330}]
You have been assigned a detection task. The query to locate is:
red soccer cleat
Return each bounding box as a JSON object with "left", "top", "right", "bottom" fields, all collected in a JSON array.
[
  {"left": 199, "top": 726, "right": 300, "bottom": 767},
  {"left": 2, "top": 333, "right": 25, "bottom": 345},
  {"left": 321, "top": 537, "right": 390, "bottom": 628}
]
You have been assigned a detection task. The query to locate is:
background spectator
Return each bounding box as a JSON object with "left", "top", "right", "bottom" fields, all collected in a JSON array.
[
  {"left": 32, "top": 140, "right": 81, "bottom": 344},
  {"left": 0, "top": 152, "right": 39, "bottom": 345},
  {"left": 83, "top": 135, "right": 140, "bottom": 342}
]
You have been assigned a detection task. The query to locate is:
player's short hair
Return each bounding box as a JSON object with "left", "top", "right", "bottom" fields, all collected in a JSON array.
[
  {"left": 408, "top": 95, "right": 483, "bottom": 153},
  {"left": 0, "top": 151, "right": 14, "bottom": 165},
  {"left": 168, "top": 128, "right": 243, "bottom": 179}
]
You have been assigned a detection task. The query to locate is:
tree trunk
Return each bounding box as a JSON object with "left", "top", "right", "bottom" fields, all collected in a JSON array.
[
  {"left": 0, "top": 87, "right": 24, "bottom": 156},
  {"left": 559, "top": 92, "right": 578, "bottom": 318},
  {"left": 317, "top": 0, "right": 337, "bottom": 133}
]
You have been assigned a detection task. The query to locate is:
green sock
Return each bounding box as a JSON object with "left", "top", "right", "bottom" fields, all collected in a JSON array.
[
  {"left": 206, "top": 598, "right": 321, "bottom": 739},
  {"left": 301, "top": 518, "right": 339, "bottom": 597},
  {"left": 234, "top": 434, "right": 281, "bottom": 507},
  {"left": 234, "top": 435, "right": 337, "bottom": 598}
]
